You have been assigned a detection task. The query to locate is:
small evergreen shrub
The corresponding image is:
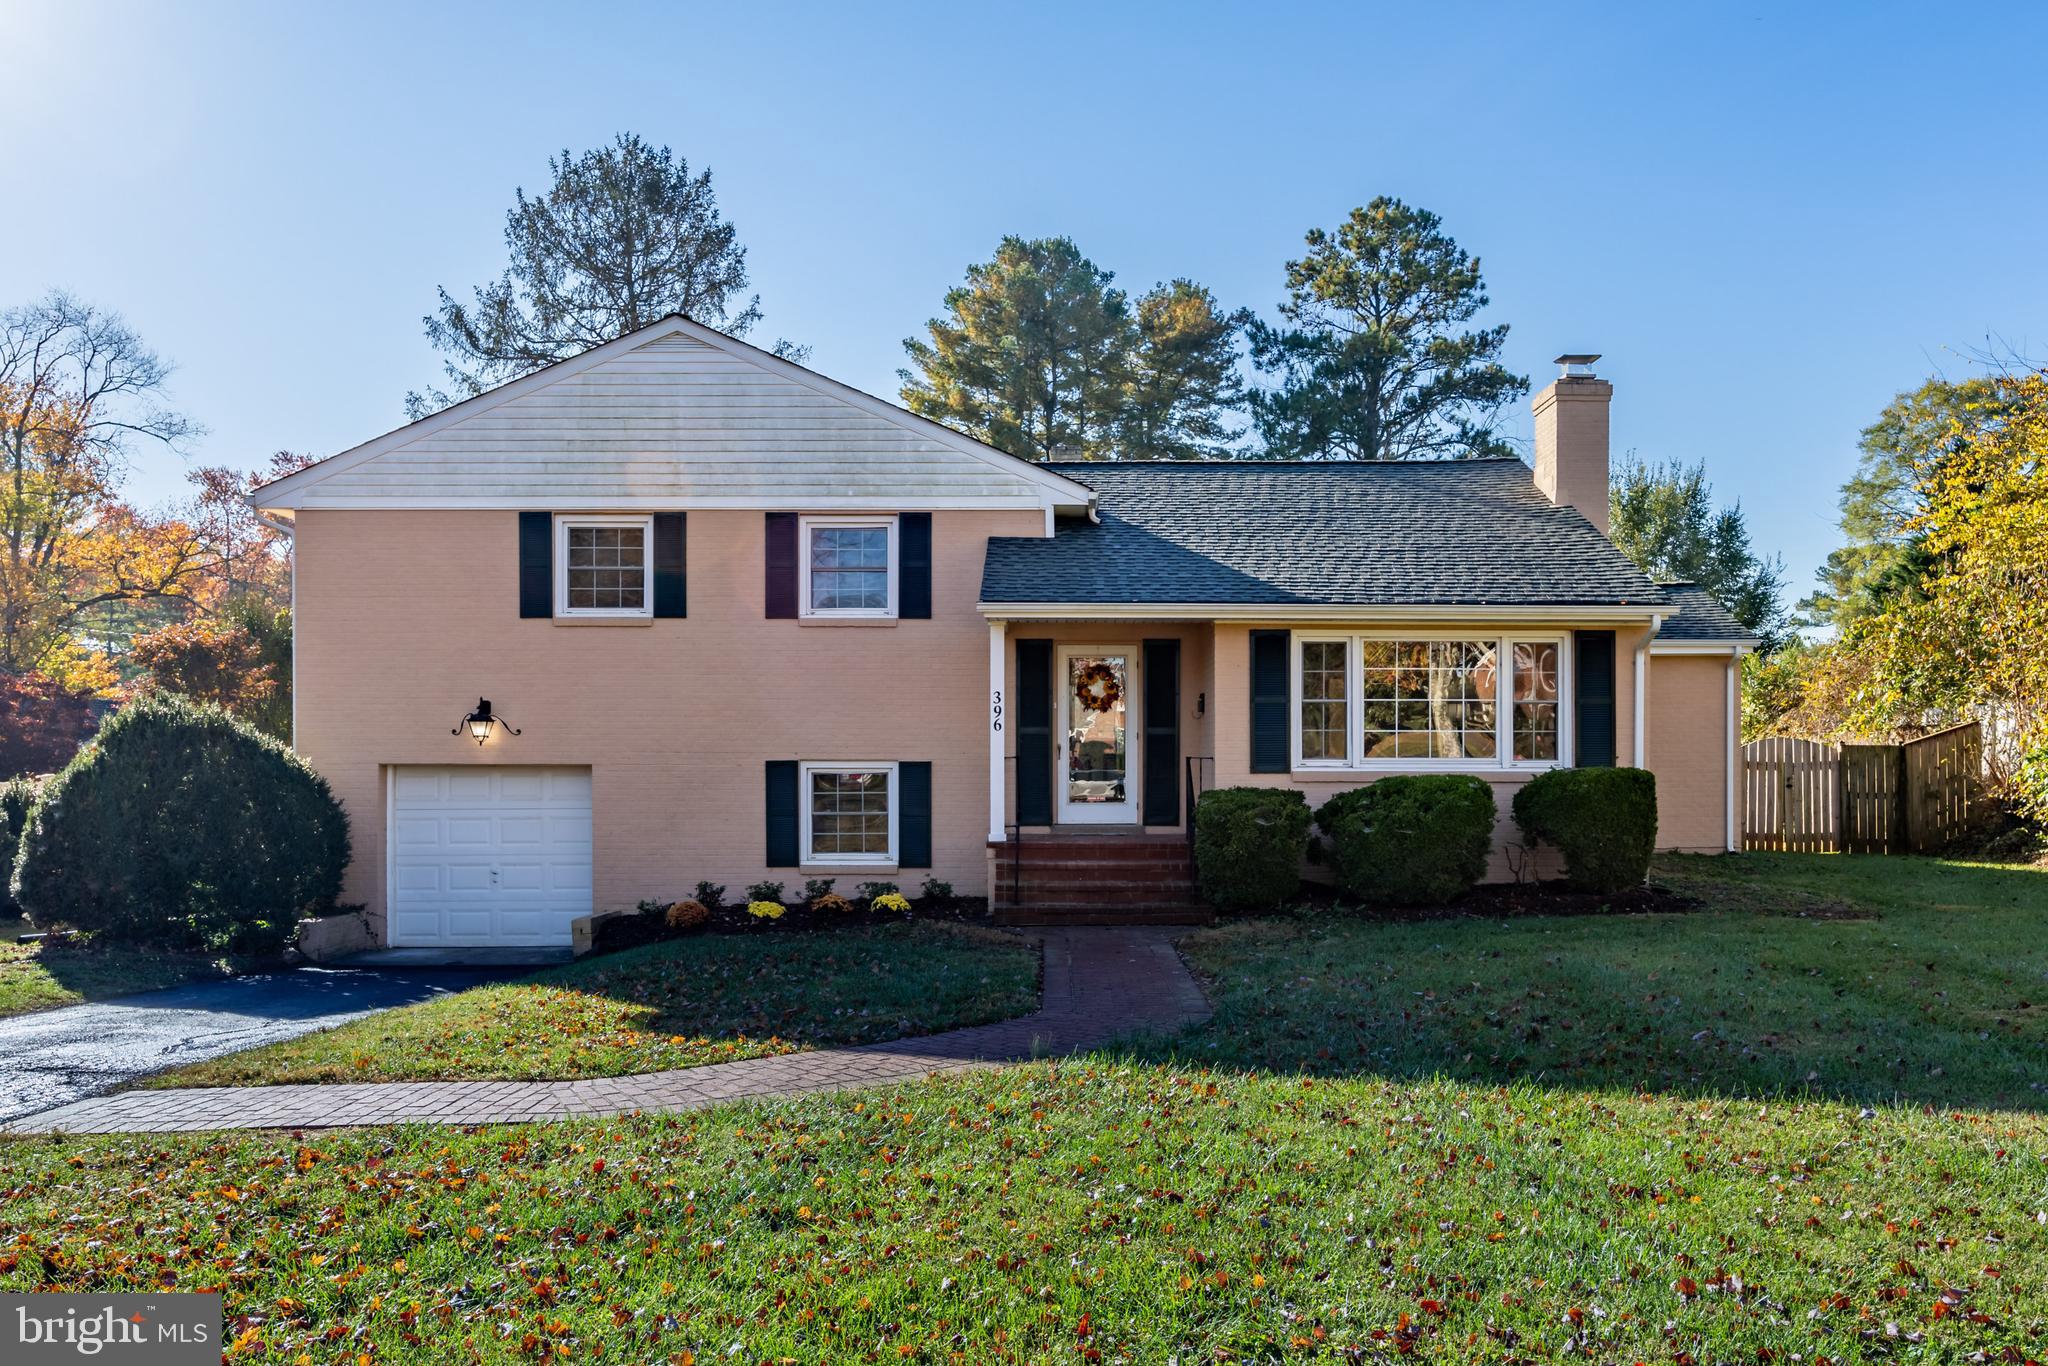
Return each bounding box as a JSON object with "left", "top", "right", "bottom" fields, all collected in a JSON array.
[
  {"left": 1192, "top": 787, "right": 1311, "bottom": 913},
  {"left": 11, "top": 694, "right": 349, "bottom": 955},
  {"left": 744, "top": 880, "right": 786, "bottom": 906},
  {"left": 664, "top": 899, "right": 710, "bottom": 932},
  {"left": 1320, "top": 775, "right": 1496, "bottom": 907},
  {"left": 802, "top": 877, "right": 837, "bottom": 903},
  {"left": 1512, "top": 767, "right": 1659, "bottom": 893},
  {"left": 692, "top": 880, "right": 727, "bottom": 912},
  {"left": 918, "top": 876, "right": 955, "bottom": 903},
  {"left": 2, "top": 775, "right": 41, "bottom": 916},
  {"left": 854, "top": 880, "right": 899, "bottom": 903}
]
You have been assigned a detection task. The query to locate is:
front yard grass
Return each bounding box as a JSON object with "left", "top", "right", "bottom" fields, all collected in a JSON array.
[
  {"left": 5, "top": 853, "right": 2044, "bottom": 1360},
  {"left": 1151, "top": 852, "right": 2048, "bottom": 1111},
  {"left": 145, "top": 921, "right": 1039, "bottom": 1086},
  {"left": 0, "top": 921, "right": 232, "bottom": 1019}
]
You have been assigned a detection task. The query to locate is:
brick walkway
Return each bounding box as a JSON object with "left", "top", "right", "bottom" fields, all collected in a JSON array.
[{"left": 10, "top": 927, "right": 1208, "bottom": 1135}]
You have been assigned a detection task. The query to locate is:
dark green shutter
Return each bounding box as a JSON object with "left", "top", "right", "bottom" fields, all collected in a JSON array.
[
  {"left": 1015, "top": 639, "right": 1053, "bottom": 826},
  {"left": 1575, "top": 630, "right": 1617, "bottom": 767},
  {"left": 898, "top": 761, "right": 932, "bottom": 867},
  {"left": 1142, "top": 638, "right": 1180, "bottom": 826},
  {"left": 653, "top": 512, "right": 686, "bottom": 618},
  {"left": 518, "top": 511, "right": 552, "bottom": 618},
  {"left": 765, "top": 513, "right": 798, "bottom": 618},
  {"left": 899, "top": 513, "right": 931, "bottom": 619},
  {"left": 765, "top": 760, "right": 799, "bottom": 867},
  {"left": 1249, "top": 629, "right": 1291, "bottom": 773}
]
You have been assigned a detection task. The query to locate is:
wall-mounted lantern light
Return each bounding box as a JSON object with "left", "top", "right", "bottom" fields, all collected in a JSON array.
[
  {"left": 1196, "top": 691, "right": 1206, "bottom": 718},
  {"left": 453, "top": 697, "right": 520, "bottom": 746}
]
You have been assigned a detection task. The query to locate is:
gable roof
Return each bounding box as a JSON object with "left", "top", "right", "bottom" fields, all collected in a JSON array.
[
  {"left": 979, "top": 459, "right": 1668, "bottom": 611},
  {"left": 1652, "top": 581, "right": 1759, "bottom": 645},
  {"left": 249, "top": 314, "right": 1095, "bottom": 512}
]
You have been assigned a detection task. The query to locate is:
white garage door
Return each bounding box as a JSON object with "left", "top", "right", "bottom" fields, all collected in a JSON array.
[{"left": 389, "top": 766, "right": 593, "bottom": 947}]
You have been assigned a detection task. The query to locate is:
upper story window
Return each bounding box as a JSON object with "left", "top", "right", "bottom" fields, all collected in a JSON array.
[
  {"left": 800, "top": 514, "right": 897, "bottom": 618},
  {"left": 1294, "top": 635, "right": 1568, "bottom": 770},
  {"left": 556, "top": 514, "right": 653, "bottom": 618}
]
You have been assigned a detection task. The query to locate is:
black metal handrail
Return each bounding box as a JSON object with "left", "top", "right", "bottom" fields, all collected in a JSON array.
[{"left": 1183, "top": 755, "right": 1215, "bottom": 849}]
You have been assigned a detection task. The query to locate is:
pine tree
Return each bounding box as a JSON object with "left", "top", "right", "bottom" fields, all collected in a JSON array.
[
  {"left": 409, "top": 134, "right": 797, "bottom": 418},
  {"left": 1121, "top": 281, "right": 1253, "bottom": 460},
  {"left": 901, "top": 240, "right": 1249, "bottom": 461},
  {"left": 1248, "top": 198, "right": 1527, "bottom": 460}
]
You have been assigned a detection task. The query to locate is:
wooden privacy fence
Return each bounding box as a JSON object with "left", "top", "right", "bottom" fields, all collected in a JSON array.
[{"left": 1743, "top": 722, "right": 1981, "bottom": 854}]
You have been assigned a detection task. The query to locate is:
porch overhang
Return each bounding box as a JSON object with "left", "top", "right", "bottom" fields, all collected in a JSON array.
[{"left": 979, "top": 601, "right": 1668, "bottom": 624}]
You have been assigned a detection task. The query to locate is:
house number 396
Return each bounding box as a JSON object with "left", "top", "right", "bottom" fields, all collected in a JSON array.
[{"left": 990, "top": 689, "right": 1003, "bottom": 732}]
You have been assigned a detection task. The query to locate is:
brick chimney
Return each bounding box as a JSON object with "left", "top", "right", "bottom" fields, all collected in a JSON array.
[{"left": 1532, "top": 353, "right": 1612, "bottom": 535}]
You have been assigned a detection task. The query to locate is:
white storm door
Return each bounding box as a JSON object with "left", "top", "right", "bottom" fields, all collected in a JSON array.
[
  {"left": 1055, "top": 646, "right": 1139, "bottom": 824},
  {"left": 388, "top": 766, "right": 593, "bottom": 946}
]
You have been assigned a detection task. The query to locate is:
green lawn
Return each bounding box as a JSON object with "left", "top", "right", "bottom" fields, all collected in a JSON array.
[
  {"left": 145, "top": 921, "right": 1040, "bottom": 1086},
  {"left": 1142, "top": 852, "right": 2048, "bottom": 1111},
  {"left": 0, "top": 921, "right": 232, "bottom": 1019},
  {"left": 5, "top": 854, "right": 2045, "bottom": 1361}
]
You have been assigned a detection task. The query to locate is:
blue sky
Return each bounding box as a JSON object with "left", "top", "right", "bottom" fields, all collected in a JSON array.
[{"left": 5, "top": 1, "right": 2043, "bottom": 605}]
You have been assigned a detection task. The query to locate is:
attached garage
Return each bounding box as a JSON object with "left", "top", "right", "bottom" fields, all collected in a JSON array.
[{"left": 388, "top": 766, "right": 593, "bottom": 947}]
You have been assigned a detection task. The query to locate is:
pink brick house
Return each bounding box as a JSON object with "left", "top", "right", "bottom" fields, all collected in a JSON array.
[{"left": 249, "top": 320, "right": 1752, "bottom": 948}]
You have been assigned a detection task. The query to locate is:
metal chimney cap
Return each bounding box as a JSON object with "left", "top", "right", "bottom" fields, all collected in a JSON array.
[{"left": 1554, "top": 353, "right": 1601, "bottom": 377}]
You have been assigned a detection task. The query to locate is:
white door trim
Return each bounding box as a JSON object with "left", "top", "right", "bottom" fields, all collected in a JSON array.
[{"left": 1055, "top": 644, "right": 1140, "bottom": 825}]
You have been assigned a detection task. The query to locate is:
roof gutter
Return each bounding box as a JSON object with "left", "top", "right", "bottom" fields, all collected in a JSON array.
[{"left": 978, "top": 601, "right": 1669, "bottom": 623}]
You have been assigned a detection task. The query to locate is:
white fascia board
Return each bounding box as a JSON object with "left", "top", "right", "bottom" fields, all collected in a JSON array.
[
  {"left": 276, "top": 494, "right": 1056, "bottom": 512},
  {"left": 249, "top": 315, "right": 1096, "bottom": 513},
  {"left": 978, "top": 601, "right": 1667, "bottom": 623},
  {"left": 1649, "top": 641, "right": 1755, "bottom": 655}
]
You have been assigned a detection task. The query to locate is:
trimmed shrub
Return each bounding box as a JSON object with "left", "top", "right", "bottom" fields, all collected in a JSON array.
[
  {"left": 1320, "top": 774, "right": 1496, "bottom": 907},
  {"left": 1512, "top": 766, "right": 1659, "bottom": 893},
  {"left": 692, "top": 880, "right": 728, "bottom": 912},
  {"left": 11, "top": 694, "right": 349, "bottom": 955},
  {"left": 665, "top": 899, "right": 710, "bottom": 932},
  {"left": 2, "top": 775, "right": 40, "bottom": 916},
  {"left": 918, "top": 876, "right": 955, "bottom": 903},
  {"left": 1193, "top": 787, "right": 1312, "bottom": 913},
  {"left": 744, "top": 880, "right": 786, "bottom": 905}
]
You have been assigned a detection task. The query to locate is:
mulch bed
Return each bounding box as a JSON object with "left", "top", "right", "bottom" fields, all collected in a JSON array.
[{"left": 591, "top": 898, "right": 994, "bottom": 954}]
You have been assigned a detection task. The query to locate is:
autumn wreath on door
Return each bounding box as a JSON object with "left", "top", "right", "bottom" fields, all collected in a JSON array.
[{"left": 1073, "top": 660, "right": 1123, "bottom": 713}]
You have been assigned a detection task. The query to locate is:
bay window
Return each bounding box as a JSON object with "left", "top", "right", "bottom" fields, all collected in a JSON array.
[{"left": 1294, "top": 635, "right": 1569, "bottom": 769}]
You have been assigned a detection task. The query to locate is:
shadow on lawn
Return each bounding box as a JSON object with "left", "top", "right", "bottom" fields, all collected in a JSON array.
[{"left": 1111, "top": 855, "right": 2048, "bottom": 1114}]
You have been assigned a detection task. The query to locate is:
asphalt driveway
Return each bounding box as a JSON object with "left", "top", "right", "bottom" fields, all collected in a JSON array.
[{"left": 0, "top": 966, "right": 529, "bottom": 1125}]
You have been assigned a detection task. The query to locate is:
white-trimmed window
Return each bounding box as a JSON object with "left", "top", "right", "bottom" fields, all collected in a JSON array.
[
  {"left": 555, "top": 514, "right": 653, "bottom": 617},
  {"left": 801, "top": 762, "right": 897, "bottom": 864},
  {"left": 800, "top": 514, "right": 897, "bottom": 618},
  {"left": 1293, "top": 635, "right": 1569, "bottom": 770}
]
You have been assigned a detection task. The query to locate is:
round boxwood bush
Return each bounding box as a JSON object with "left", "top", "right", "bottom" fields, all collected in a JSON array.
[
  {"left": 1511, "top": 766, "right": 1658, "bottom": 893},
  {"left": 1193, "top": 786, "right": 1312, "bottom": 913},
  {"left": 11, "top": 694, "right": 350, "bottom": 955},
  {"left": 1319, "top": 774, "right": 1497, "bottom": 907}
]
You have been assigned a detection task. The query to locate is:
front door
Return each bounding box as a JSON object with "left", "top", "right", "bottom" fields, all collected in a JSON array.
[{"left": 1057, "top": 646, "right": 1138, "bottom": 824}]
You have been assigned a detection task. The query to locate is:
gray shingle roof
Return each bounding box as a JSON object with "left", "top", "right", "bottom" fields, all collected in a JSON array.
[
  {"left": 1653, "top": 582, "right": 1758, "bottom": 644},
  {"left": 980, "top": 460, "right": 1668, "bottom": 607}
]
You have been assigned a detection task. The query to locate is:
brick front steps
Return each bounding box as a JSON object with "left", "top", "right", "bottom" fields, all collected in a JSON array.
[{"left": 990, "top": 834, "right": 1212, "bottom": 926}]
